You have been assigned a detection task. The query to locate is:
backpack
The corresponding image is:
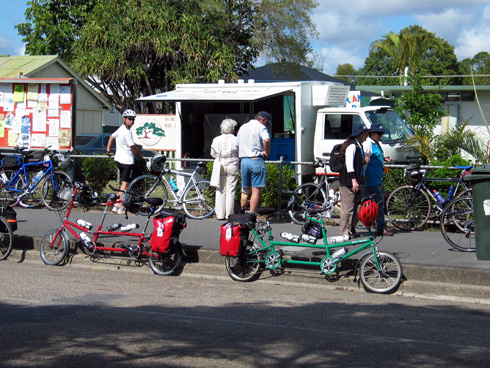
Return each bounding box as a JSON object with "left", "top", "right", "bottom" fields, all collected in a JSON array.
[{"left": 329, "top": 144, "right": 344, "bottom": 173}]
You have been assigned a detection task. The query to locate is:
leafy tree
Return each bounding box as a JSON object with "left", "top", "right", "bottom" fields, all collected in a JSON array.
[
  {"left": 394, "top": 73, "right": 444, "bottom": 142},
  {"left": 460, "top": 52, "right": 490, "bottom": 85},
  {"left": 358, "top": 25, "right": 459, "bottom": 86},
  {"left": 335, "top": 63, "right": 358, "bottom": 84},
  {"left": 15, "top": 0, "right": 95, "bottom": 64},
  {"left": 255, "top": 0, "right": 319, "bottom": 67},
  {"left": 17, "top": 0, "right": 318, "bottom": 113}
]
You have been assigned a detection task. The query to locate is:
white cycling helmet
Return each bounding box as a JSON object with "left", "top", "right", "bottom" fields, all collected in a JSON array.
[{"left": 122, "top": 109, "right": 137, "bottom": 118}]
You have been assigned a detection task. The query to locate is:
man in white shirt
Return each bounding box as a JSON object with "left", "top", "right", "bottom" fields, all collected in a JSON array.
[
  {"left": 236, "top": 111, "right": 271, "bottom": 214},
  {"left": 106, "top": 109, "right": 141, "bottom": 214}
]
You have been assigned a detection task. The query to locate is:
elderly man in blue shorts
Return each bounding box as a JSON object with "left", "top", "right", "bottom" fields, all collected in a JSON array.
[{"left": 236, "top": 111, "right": 271, "bottom": 214}]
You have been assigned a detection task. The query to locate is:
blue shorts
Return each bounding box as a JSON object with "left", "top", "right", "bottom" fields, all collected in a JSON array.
[{"left": 240, "top": 157, "right": 266, "bottom": 188}]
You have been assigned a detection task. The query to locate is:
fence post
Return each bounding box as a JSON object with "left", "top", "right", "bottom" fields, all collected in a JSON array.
[{"left": 277, "top": 156, "right": 284, "bottom": 215}]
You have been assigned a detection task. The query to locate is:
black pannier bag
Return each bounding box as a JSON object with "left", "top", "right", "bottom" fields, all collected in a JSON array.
[
  {"left": 1, "top": 155, "right": 22, "bottom": 170},
  {"left": 0, "top": 206, "right": 17, "bottom": 232}
]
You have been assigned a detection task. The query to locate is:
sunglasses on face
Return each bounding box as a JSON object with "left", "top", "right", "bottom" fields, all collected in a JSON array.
[{"left": 126, "top": 117, "right": 135, "bottom": 121}]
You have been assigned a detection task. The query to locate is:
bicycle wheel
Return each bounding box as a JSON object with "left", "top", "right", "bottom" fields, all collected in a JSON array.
[
  {"left": 16, "top": 171, "right": 43, "bottom": 208},
  {"left": 148, "top": 242, "right": 182, "bottom": 276},
  {"left": 288, "top": 183, "right": 327, "bottom": 225},
  {"left": 0, "top": 170, "right": 20, "bottom": 206},
  {"left": 41, "top": 171, "right": 74, "bottom": 210},
  {"left": 440, "top": 196, "right": 475, "bottom": 252},
  {"left": 359, "top": 251, "right": 403, "bottom": 294},
  {"left": 386, "top": 185, "right": 431, "bottom": 230},
  {"left": 127, "top": 175, "right": 167, "bottom": 216},
  {"left": 182, "top": 179, "right": 215, "bottom": 219},
  {"left": 0, "top": 217, "right": 13, "bottom": 261},
  {"left": 454, "top": 187, "right": 472, "bottom": 200},
  {"left": 225, "top": 238, "right": 262, "bottom": 282},
  {"left": 40, "top": 228, "right": 70, "bottom": 265}
]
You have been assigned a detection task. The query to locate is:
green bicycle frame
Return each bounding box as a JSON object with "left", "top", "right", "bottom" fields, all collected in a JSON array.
[{"left": 248, "top": 215, "right": 381, "bottom": 274}]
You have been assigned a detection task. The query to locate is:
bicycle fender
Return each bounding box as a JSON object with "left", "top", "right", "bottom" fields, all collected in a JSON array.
[{"left": 353, "top": 250, "right": 374, "bottom": 283}]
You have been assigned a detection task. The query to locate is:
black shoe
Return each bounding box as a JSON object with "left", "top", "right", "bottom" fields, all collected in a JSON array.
[
  {"left": 238, "top": 207, "right": 246, "bottom": 214},
  {"left": 350, "top": 231, "right": 360, "bottom": 238}
]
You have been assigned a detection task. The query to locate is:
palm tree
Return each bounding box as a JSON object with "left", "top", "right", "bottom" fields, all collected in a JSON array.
[{"left": 374, "top": 26, "right": 443, "bottom": 86}]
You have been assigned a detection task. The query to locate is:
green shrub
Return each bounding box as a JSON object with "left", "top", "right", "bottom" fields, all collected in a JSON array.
[
  {"left": 80, "top": 157, "right": 118, "bottom": 194},
  {"left": 205, "top": 161, "right": 296, "bottom": 208},
  {"left": 426, "top": 155, "right": 470, "bottom": 195},
  {"left": 382, "top": 154, "right": 470, "bottom": 198},
  {"left": 382, "top": 166, "right": 409, "bottom": 194}
]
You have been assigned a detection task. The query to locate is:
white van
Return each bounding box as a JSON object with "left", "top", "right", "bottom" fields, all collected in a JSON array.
[{"left": 313, "top": 106, "right": 423, "bottom": 174}]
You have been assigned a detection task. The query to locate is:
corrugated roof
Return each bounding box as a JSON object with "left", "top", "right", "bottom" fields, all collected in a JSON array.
[{"left": 0, "top": 55, "right": 58, "bottom": 78}]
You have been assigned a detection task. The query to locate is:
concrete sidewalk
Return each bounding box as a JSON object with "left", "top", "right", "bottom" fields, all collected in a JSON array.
[{"left": 8, "top": 206, "right": 490, "bottom": 299}]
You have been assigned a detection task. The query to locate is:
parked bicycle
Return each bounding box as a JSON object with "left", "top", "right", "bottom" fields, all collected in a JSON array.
[
  {"left": 40, "top": 182, "right": 186, "bottom": 276},
  {"left": 222, "top": 204, "right": 403, "bottom": 294},
  {"left": 0, "top": 147, "right": 73, "bottom": 210},
  {"left": 0, "top": 203, "right": 14, "bottom": 261},
  {"left": 287, "top": 157, "right": 340, "bottom": 224},
  {"left": 439, "top": 195, "right": 475, "bottom": 252},
  {"left": 126, "top": 154, "right": 215, "bottom": 219},
  {"left": 386, "top": 163, "right": 473, "bottom": 230}
]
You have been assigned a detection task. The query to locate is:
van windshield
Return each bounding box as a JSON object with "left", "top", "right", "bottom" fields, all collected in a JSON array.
[{"left": 366, "top": 109, "right": 414, "bottom": 144}]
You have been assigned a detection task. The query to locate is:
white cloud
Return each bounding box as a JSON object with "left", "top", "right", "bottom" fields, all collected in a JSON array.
[
  {"left": 310, "top": 1, "right": 490, "bottom": 74},
  {"left": 318, "top": 47, "right": 365, "bottom": 75}
]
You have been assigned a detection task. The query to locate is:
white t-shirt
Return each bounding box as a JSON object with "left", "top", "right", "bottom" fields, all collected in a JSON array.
[
  {"left": 236, "top": 119, "right": 270, "bottom": 158},
  {"left": 112, "top": 125, "right": 136, "bottom": 165}
]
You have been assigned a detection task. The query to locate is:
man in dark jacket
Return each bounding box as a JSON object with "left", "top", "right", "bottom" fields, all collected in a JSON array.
[{"left": 339, "top": 124, "right": 369, "bottom": 237}]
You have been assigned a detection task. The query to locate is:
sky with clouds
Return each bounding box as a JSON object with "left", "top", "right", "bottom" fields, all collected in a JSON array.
[{"left": 1, "top": 0, "right": 489, "bottom": 75}]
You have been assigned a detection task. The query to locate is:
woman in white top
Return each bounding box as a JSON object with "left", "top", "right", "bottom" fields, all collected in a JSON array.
[{"left": 210, "top": 119, "right": 239, "bottom": 220}]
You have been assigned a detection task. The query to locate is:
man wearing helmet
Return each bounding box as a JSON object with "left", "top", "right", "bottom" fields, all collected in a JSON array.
[{"left": 106, "top": 109, "right": 142, "bottom": 214}]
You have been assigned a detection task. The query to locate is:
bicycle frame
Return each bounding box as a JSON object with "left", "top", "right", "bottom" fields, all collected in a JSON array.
[
  {"left": 250, "top": 213, "right": 381, "bottom": 275},
  {"left": 408, "top": 167, "right": 471, "bottom": 213},
  {"left": 5, "top": 159, "right": 57, "bottom": 194},
  {"left": 55, "top": 186, "right": 155, "bottom": 257},
  {"left": 160, "top": 168, "right": 203, "bottom": 204}
]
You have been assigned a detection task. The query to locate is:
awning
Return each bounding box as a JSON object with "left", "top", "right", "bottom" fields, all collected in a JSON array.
[{"left": 138, "top": 85, "right": 293, "bottom": 102}]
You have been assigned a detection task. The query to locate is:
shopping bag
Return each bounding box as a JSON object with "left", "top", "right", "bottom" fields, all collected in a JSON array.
[{"left": 210, "top": 157, "right": 222, "bottom": 187}]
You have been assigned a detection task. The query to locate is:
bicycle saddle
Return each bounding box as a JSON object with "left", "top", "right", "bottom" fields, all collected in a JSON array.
[
  {"left": 256, "top": 207, "right": 276, "bottom": 216},
  {"left": 306, "top": 206, "right": 324, "bottom": 215},
  {"left": 145, "top": 197, "right": 164, "bottom": 207}
]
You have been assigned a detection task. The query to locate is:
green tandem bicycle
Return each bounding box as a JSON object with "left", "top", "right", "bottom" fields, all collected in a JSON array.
[{"left": 221, "top": 205, "right": 403, "bottom": 294}]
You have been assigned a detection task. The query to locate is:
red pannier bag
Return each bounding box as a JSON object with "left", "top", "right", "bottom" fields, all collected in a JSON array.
[
  {"left": 219, "top": 213, "right": 255, "bottom": 256},
  {"left": 151, "top": 213, "right": 185, "bottom": 253},
  {"left": 220, "top": 223, "right": 248, "bottom": 256}
]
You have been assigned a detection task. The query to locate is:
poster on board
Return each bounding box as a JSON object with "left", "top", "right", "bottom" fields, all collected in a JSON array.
[{"left": 0, "top": 78, "right": 74, "bottom": 150}]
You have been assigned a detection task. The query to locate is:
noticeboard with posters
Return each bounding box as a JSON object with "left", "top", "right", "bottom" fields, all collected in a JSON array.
[{"left": 0, "top": 78, "right": 74, "bottom": 151}]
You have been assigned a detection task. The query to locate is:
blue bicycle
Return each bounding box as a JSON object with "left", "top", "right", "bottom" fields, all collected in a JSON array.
[{"left": 0, "top": 147, "right": 73, "bottom": 210}]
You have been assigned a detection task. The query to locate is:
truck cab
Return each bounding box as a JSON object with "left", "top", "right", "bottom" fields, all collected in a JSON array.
[{"left": 313, "top": 106, "right": 424, "bottom": 174}]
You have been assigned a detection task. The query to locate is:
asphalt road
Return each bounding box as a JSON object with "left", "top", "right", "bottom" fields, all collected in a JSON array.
[
  {"left": 12, "top": 206, "right": 490, "bottom": 271},
  {"left": 1, "top": 259, "right": 489, "bottom": 367}
]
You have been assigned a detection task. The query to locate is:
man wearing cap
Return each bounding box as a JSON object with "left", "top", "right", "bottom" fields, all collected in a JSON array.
[
  {"left": 236, "top": 111, "right": 271, "bottom": 214},
  {"left": 338, "top": 124, "right": 369, "bottom": 237},
  {"left": 363, "top": 123, "right": 393, "bottom": 236}
]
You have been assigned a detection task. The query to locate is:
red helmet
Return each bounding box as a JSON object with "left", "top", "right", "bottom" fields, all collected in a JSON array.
[{"left": 359, "top": 199, "right": 379, "bottom": 227}]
